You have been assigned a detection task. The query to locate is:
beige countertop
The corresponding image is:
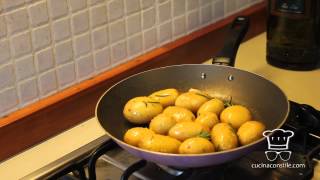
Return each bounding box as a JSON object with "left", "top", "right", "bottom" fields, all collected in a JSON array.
[{"left": 0, "top": 33, "right": 319, "bottom": 179}]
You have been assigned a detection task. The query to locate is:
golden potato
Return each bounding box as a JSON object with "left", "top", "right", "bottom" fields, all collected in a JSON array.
[
  {"left": 197, "top": 98, "right": 225, "bottom": 116},
  {"left": 220, "top": 105, "right": 252, "bottom": 129},
  {"left": 124, "top": 127, "right": 154, "bottom": 146},
  {"left": 195, "top": 112, "right": 219, "bottom": 129},
  {"left": 149, "top": 88, "right": 179, "bottom": 107},
  {"left": 138, "top": 134, "right": 181, "bottom": 153},
  {"left": 237, "top": 121, "right": 266, "bottom": 145},
  {"left": 168, "top": 121, "right": 207, "bottom": 141},
  {"left": 149, "top": 114, "right": 176, "bottom": 135},
  {"left": 211, "top": 123, "right": 238, "bottom": 151},
  {"left": 123, "top": 97, "right": 163, "bottom": 124},
  {"left": 163, "top": 106, "right": 195, "bottom": 122},
  {"left": 179, "top": 137, "right": 215, "bottom": 154},
  {"left": 175, "top": 92, "right": 209, "bottom": 113}
]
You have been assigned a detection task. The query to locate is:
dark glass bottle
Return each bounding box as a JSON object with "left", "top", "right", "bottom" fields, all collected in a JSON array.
[{"left": 267, "top": 0, "right": 320, "bottom": 70}]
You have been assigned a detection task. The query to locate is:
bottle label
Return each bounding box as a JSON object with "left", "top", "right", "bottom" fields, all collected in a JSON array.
[{"left": 276, "top": 0, "right": 304, "bottom": 14}]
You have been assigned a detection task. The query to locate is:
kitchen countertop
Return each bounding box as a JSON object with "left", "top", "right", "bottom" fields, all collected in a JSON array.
[{"left": 0, "top": 33, "right": 319, "bottom": 179}]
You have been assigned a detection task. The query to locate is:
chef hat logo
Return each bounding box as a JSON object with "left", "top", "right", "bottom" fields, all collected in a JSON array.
[{"left": 263, "top": 129, "right": 294, "bottom": 150}]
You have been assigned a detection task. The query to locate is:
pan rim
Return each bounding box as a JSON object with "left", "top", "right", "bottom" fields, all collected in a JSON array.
[{"left": 95, "top": 64, "right": 290, "bottom": 157}]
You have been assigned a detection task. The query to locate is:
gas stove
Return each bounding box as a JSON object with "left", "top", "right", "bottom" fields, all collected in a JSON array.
[{"left": 23, "top": 101, "right": 320, "bottom": 180}]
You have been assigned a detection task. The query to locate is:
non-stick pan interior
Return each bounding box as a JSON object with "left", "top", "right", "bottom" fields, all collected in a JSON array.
[{"left": 96, "top": 64, "right": 289, "bottom": 140}]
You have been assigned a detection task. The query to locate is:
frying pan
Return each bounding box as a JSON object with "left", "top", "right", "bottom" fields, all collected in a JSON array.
[{"left": 96, "top": 17, "right": 290, "bottom": 168}]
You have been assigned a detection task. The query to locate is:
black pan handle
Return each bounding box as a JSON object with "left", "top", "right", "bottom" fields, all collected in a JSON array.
[{"left": 212, "top": 16, "right": 250, "bottom": 66}]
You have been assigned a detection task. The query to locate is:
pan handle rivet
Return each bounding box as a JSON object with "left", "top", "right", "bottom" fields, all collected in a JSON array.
[
  {"left": 201, "top": 73, "right": 206, "bottom": 79},
  {"left": 228, "top": 75, "right": 234, "bottom": 81}
]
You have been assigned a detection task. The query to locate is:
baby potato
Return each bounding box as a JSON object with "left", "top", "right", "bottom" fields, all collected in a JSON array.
[
  {"left": 197, "top": 98, "right": 225, "bottom": 116},
  {"left": 163, "top": 106, "right": 195, "bottom": 122},
  {"left": 211, "top": 123, "right": 238, "bottom": 151},
  {"left": 179, "top": 137, "right": 215, "bottom": 154},
  {"left": 175, "top": 92, "right": 209, "bottom": 113},
  {"left": 149, "top": 114, "right": 176, "bottom": 135},
  {"left": 195, "top": 112, "right": 219, "bottom": 129},
  {"left": 237, "top": 121, "right": 266, "bottom": 145},
  {"left": 124, "top": 127, "right": 154, "bottom": 146},
  {"left": 149, "top": 88, "right": 179, "bottom": 107},
  {"left": 168, "top": 121, "right": 207, "bottom": 141},
  {"left": 138, "top": 134, "right": 181, "bottom": 153},
  {"left": 123, "top": 96, "right": 163, "bottom": 124},
  {"left": 220, "top": 105, "right": 252, "bottom": 129}
]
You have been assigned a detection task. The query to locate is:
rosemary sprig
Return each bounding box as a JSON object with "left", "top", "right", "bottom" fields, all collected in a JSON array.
[
  {"left": 198, "top": 131, "right": 211, "bottom": 140},
  {"left": 195, "top": 92, "right": 212, "bottom": 99},
  {"left": 142, "top": 101, "right": 160, "bottom": 107},
  {"left": 146, "top": 101, "right": 161, "bottom": 104},
  {"left": 224, "top": 96, "right": 233, "bottom": 107},
  {"left": 154, "top": 94, "right": 171, "bottom": 97}
]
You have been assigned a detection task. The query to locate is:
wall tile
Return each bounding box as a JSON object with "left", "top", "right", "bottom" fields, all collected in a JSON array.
[
  {"left": 0, "top": 64, "right": 15, "bottom": 90},
  {"left": 76, "top": 54, "right": 95, "bottom": 80},
  {"left": 88, "top": 0, "right": 105, "bottom": 6},
  {"left": 0, "top": 88, "right": 18, "bottom": 115},
  {"left": 108, "top": 0, "right": 124, "bottom": 22},
  {"left": 15, "top": 55, "right": 36, "bottom": 81},
  {"left": 1, "top": 0, "right": 25, "bottom": 12},
  {"left": 90, "top": 5, "right": 107, "bottom": 28},
  {"left": 48, "top": 0, "right": 69, "bottom": 20},
  {"left": 187, "top": 10, "right": 199, "bottom": 31},
  {"left": 71, "top": 10, "right": 89, "bottom": 35},
  {"left": 94, "top": 47, "right": 111, "bottom": 72},
  {"left": 35, "top": 47, "right": 54, "bottom": 73},
  {"left": 0, "top": 0, "right": 259, "bottom": 117},
  {"left": 237, "top": 0, "right": 249, "bottom": 9},
  {"left": 142, "top": 7, "right": 155, "bottom": 29},
  {"left": 111, "top": 41, "right": 127, "bottom": 64},
  {"left": 173, "top": 15, "right": 185, "bottom": 37},
  {"left": 109, "top": 19, "right": 126, "bottom": 44},
  {"left": 56, "top": 62, "right": 76, "bottom": 88},
  {"left": 213, "top": 0, "right": 224, "bottom": 20},
  {"left": 141, "top": 0, "right": 154, "bottom": 9},
  {"left": 0, "top": 15, "right": 7, "bottom": 39},
  {"left": 200, "top": 0, "right": 211, "bottom": 6},
  {"left": 32, "top": 25, "right": 52, "bottom": 51},
  {"left": 225, "top": 0, "right": 237, "bottom": 14},
  {"left": 92, "top": 26, "right": 108, "bottom": 50},
  {"left": 38, "top": 70, "right": 58, "bottom": 97},
  {"left": 127, "top": 13, "right": 141, "bottom": 36},
  {"left": 52, "top": 17, "right": 71, "bottom": 42},
  {"left": 158, "top": 21, "right": 172, "bottom": 44},
  {"left": 28, "top": 1, "right": 49, "bottom": 27},
  {"left": 69, "top": 0, "right": 87, "bottom": 13},
  {"left": 125, "top": 0, "right": 141, "bottom": 15},
  {"left": 54, "top": 40, "right": 73, "bottom": 65},
  {"left": 6, "top": 8, "right": 29, "bottom": 35},
  {"left": 143, "top": 27, "right": 157, "bottom": 51},
  {"left": 187, "top": 0, "right": 199, "bottom": 11},
  {"left": 200, "top": 4, "right": 212, "bottom": 25},
  {"left": 157, "top": 0, "right": 168, "bottom": 4},
  {"left": 158, "top": 1, "right": 171, "bottom": 23},
  {"left": 10, "top": 32, "right": 32, "bottom": 58},
  {"left": 128, "top": 33, "right": 142, "bottom": 56},
  {"left": 73, "top": 33, "right": 91, "bottom": 58},
  {"left": 173, "top": 0, "right": 185, "bottom": 17},
  {"left": 17, "top": 78, "right": 39, "bottom": 105},
  {"left": 0, "top": 40, "right": 11, "bottom": 65}
]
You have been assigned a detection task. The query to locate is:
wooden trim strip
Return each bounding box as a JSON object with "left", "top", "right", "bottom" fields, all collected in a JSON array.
[{"left": 0, "top": 1, "right": 266, "bottom": 127}]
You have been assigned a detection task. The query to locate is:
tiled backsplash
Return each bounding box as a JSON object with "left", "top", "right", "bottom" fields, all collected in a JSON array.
[{"left": 0, "top": 0, "right": 262, "bottom": 118}]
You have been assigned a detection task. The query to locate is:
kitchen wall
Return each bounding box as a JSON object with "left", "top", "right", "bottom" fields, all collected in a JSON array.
[{"left": 0, "top": 0, "right": 262, "bottom": 118}]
